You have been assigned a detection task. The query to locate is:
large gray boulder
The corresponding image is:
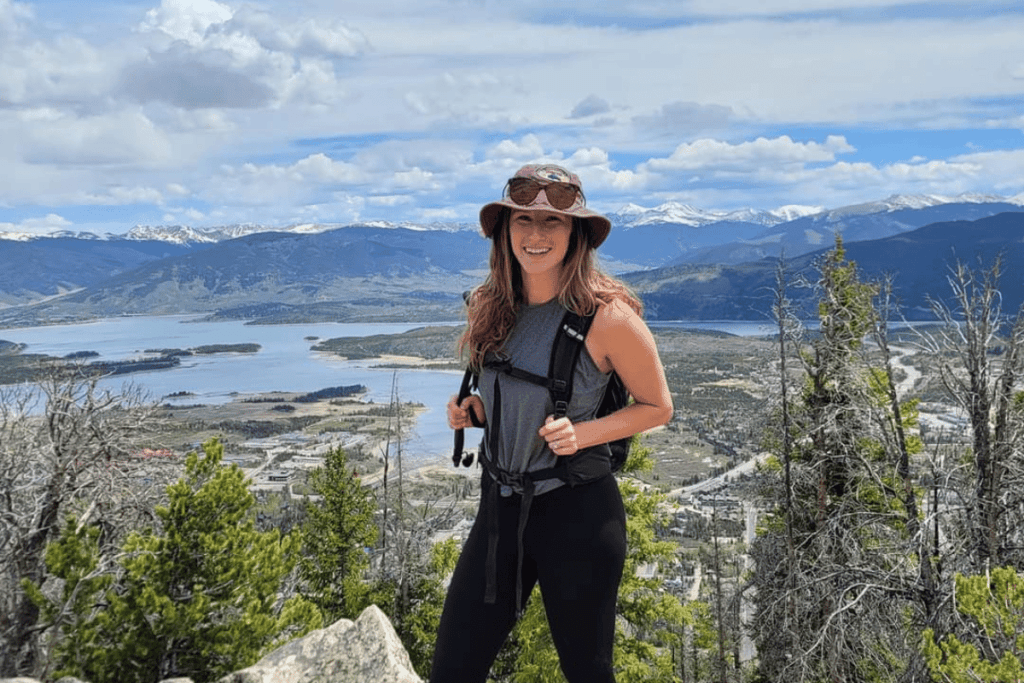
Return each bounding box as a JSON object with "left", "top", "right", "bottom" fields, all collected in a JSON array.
[
  {"left": 218, "top": 604, "right": 423, "bottom": 683},
  {"left": 1, "top": 605, "right": 424, "bottom": 683}
]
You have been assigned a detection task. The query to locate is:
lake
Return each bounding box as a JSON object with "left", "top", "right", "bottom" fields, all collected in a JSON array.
[{"left": 0, "top": 315, "right": 773, "bottom": 466}]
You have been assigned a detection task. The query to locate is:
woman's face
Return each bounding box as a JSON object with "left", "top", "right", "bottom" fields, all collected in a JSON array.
[{"left": 508, "top": 201, "right": 573, "bottom": 278}]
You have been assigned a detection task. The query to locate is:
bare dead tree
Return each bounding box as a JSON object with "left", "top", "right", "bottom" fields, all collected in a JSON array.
[
  {"left": 926, "top": 256, "right": 1024, "bottom": 571},
  {"left": 378, "top": 372, "right": 396, "bottom": 573},
  {"left": 0, "top": 367, "right": 173, "bottom": 677},
  {"left": 372, "top": 372, "right": 460, "bottom": 617}
]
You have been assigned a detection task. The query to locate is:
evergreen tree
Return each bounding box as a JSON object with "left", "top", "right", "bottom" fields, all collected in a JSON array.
[
  {"left": 31, "top": 438, "right": 321, "bottom": 683},
  {"left": 299, "top": 445, "right": 378, "bottom": 621},
  {"left": 298, "top": 441, "right": 458, "bottom": 678},
  {"left": 922, "top": 566, "right": 1024, "bottom": 682}
]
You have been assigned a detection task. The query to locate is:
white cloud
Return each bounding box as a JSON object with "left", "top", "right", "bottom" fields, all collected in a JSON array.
[
  {"left": 368, "top": 195, "right": 413, "bottom": 206},
  {"left": 419, "top": 206, "right": 461, "bottom": 221},
  {"left": 950, "top": 148, "right": 1024, "bottom": 193},
  {"left": 292, "top": 153, "right": 366, "bottom": 184},
  {"left": 674, "top": 0, "right": 992, "bottom": 17},
  {"left": 567, "top": 147, "right": 611, "bottom": 169},
  {"left": 229, "top": 8, "right": 369, "bottom": 58},
  {"left": 126, "top": 0, "right": 367, "bottom": 110},
  {"left": 0, "top": 0, "right": 30, "bottom": 37},
  {"left": 76, "top": 186, "right": 167, "bottom": 206},
  {"left": 171, "top": 108, "right": 236, "bottom": 133},
  {"left": 726, "top": 155, "right": 994, "bottom": 209},
  {"left": 19, "top": 108, "right": 173, "bottom": 166},
  {"left": 139, "top": 0, "right": 234, "bottom": 45},
  {"left": 632, "top": 101, "right": 735, "bottom": 136},
  {"left": 0, "top": 213, "right": 72, "bottom": 235},
  {"left": 0, "top": 25, "right": 111, "bottom": 108},
  {"left": 400, "top": 69, "right": 520, "bottom": 122},
  {"left": 644, "top": 135, "right": 855, "bottom": 174},
  {"left": 486, "top": 135, "right": 548, "bottom": 162},
  {"left": 120, "top": 47, "right": 278, "bottom": 109},
  {"left": 569, "top": 95, "right": 612, "bottom": 119},
  {"left": 389, "top": 168, "right": 439, "bottom": 191},
  {"left": 201, "top": 153, "right": 367, "bottom": 209}
]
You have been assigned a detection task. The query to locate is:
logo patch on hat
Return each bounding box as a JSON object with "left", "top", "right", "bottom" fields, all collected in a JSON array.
[{"left": 534, "top": 165, "right": 572, "bottom": 183}]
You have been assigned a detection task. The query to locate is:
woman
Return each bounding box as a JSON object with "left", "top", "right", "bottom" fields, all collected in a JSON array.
[{"left": 429, "top": 164, "right": 673, "bottom": 683}]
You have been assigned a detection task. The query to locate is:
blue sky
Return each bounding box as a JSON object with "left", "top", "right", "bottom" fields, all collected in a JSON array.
[{"left": 1, "top": 0, "right": 1023, "bottom": 235}]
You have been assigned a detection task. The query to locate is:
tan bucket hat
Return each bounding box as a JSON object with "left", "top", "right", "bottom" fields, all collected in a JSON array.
[{"left": 479, "top": 164, "right": 612, "bottom": 248}]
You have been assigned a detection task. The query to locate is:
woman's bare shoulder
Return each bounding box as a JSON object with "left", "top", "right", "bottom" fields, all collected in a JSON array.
[
  {"left": 592, "top": 297, "right": 642, "bottom": 335},
  {"left": 587, "top": 299, "right": 649, "bottom": 370}
]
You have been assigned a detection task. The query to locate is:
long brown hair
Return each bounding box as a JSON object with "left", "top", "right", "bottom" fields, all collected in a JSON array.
[{"left": 459, "top": 208, "right": 642, "bottom": 370}]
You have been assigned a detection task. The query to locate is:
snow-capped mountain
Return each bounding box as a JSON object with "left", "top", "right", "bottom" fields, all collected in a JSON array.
[
  {"left": 4, "top": 192, "right": 1021, "bottom": 246},
  {"left": 608, "top": 201, "right": 822, "bottom": 228},
  {"left": 124, "top": 223, "right": 337, "bottom": 244},
  {"left": 818, "top": 192, "right": 1021, "bottom": 220},
  {"left": 118, "top": 219, "right": 474, "bottom": 244},
  {"left": 0, "top": 231, "right": 36, "bottom": 242},
  {"left": 668, "top": 192, "right": 1024, "bottom": 266}
]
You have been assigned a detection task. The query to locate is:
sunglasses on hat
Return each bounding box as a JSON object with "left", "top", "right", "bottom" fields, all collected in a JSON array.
[{"left": 504, "top": 178, "right": 583, "bottom": 211}]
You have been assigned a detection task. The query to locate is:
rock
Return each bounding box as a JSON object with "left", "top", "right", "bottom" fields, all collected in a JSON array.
[
  {"left": 217, "top": 604, "right": 423, "bottom": 683},
  {"left": 2, "top": 605, "right": 423, "bottom": 683}
]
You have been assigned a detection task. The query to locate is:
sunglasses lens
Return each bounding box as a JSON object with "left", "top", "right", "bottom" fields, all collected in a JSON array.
[
  {"left": 544, "top": 184, "right": 577, "bottom": 210},
  {"left": 507, "top": 179, "right": 579, "bottom": 209},
  {"left": 508, "top": 179, "right": 541, "bottom": 206}
]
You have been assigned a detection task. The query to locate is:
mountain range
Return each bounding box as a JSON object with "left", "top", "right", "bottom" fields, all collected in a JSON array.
[
  {"left": 1, "top": 192, "right": 1023, "bottom": 326},
  {"left": 625, "top": 211, "right": 1024, "bottom": 321}
]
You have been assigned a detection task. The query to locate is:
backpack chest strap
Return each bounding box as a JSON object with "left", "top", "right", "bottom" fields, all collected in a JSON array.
[{"left": 484, "top": 358, "right": 570, "bottom": 415}]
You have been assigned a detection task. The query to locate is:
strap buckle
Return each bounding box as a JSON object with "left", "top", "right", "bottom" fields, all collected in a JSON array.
[{"left": 562, "top": 323, "right": 585, "bottom": 341}]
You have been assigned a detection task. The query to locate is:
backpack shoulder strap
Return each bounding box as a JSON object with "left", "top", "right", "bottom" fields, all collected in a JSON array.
[
  {"left": 452, "top": 288, "right": 480, "bottom": 467},
  {"left": 547, "top": 310, "right": 597, "bottom": 418},
  {"left": 452, "top": 367, "right": 477, "bottom": 467}
]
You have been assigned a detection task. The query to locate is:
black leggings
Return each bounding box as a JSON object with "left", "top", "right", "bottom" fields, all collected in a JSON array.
[{"left": 429, "top": 473, "right": 627, "bottom": 683}]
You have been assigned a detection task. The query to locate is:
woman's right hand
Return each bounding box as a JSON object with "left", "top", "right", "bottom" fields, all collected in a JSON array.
[{"left": 447, "top": 394, "right": 485, "bottom": 430}]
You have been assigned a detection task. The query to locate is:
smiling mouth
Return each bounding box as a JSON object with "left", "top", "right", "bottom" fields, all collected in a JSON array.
[{"left": 523, "top": 247, "right": 551, "bottom": 255}]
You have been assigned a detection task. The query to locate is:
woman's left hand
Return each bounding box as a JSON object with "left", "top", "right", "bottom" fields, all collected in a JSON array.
[{"left": 539, "top": 415, "right": 579, "bottom": 456}]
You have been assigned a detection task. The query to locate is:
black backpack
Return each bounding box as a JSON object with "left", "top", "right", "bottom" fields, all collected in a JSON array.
[{"left": 451, "top": 309, "right": 630, "bottom": 476}]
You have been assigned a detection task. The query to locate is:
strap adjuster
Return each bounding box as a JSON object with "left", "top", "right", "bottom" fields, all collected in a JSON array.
[{"left": 562, "top": 323, "right": 585, "bottom": 341}]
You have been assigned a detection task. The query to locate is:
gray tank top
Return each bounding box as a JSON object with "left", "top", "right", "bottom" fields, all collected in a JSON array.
[{"left": 479, "top": 298, "right": 612, "bottom": 496}]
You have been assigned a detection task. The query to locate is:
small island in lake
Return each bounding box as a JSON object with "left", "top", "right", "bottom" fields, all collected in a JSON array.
[{"left": 144, "top": 343, "right": 262, "bottom": 356}]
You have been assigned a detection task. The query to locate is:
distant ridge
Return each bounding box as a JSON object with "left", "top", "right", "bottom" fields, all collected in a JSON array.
[
  {"left": 625, "top": 211, "right": 1024, "bottom": 321},
  {"left": 4, "top": 191, "right": 1021, "bottom": 246},
  {"left": 2, "top": 195, "right": 1024, "bottom": 326}
]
